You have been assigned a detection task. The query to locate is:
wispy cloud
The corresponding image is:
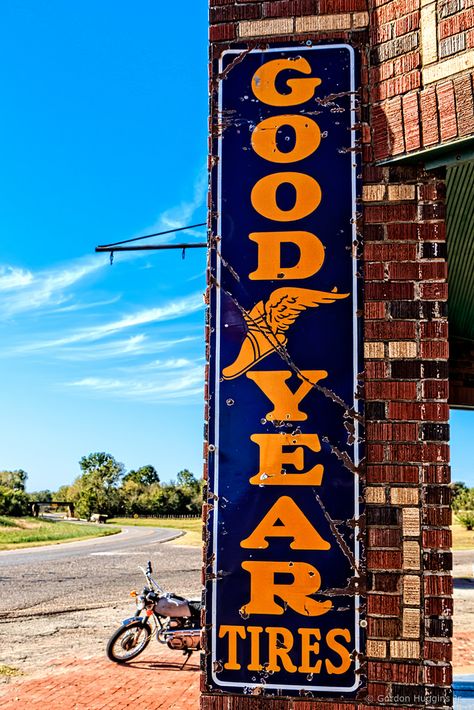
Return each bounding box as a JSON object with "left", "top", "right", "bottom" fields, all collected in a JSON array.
[
  {"left": 52, "top": 336, "right": 200, "bottom": 361},
  {"left": 143, "top": 169, "right": 207, "bottom": 241},
  {"left": 16, "top": 292, "right": 204, "bottom": 352},
  {"left": 68, "top": 363, "right": 204, "bottom": 403},
  {"left": 0, "top": 266, "right": 34, "bottom": 291},
  {"left": 0, "top": 257, "right": 105, "bottom": 318}
]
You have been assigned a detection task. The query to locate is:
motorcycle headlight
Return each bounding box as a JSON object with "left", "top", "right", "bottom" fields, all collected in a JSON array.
[{"left": 136, "top": 595, "right": 146, "bottom": 610}]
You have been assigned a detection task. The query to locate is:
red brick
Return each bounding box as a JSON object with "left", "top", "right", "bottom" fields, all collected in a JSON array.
[
  {"left": 423, "top": 464, "right": 450, "bottom": 484},
  {"left": 210, "top": 4, "right": 260, "bottom": 20},
  {"left": 366, "top": 361, "right": 389, "bottom": 379},
  {"left": 367, "top": 550, "right": 403, "bottom": 570},
  {"left": 366, "top": 281, "right": 415, "bottom": 300},
  {"left": 421, "top": 321, "right": 449, "bottom": 339},
  {"left": 425, "top": 596, "right": 453, "bottom": 616},
  {"left": 367, "top": 464, "right": 419, "bottom": 483},
  {"left": 439, "top": 8, "right": 474, "bottom": 38},
  {"left": 419, "top": 261, "right": 448, "bottom": 280},
  {"left": 367, "top": 616, "right": 401, "bottom": 637},
  {"left": 368, "top": 529, "right": 402, "bottom": 550},
  {"left": 262, "top": 0, "right": 317, "bottom": 16},
  {"left": 425, "top": 664, "right": 452, "bottom": 685},
  {"left": 423, "top": 529, "right": 452, "bottom": 549},
  {"left": 365, "top": 321, "right": 416, "bottom": 339},
  {"left": 423, "top": 506, "right": 451, "bottom": 526},
  {"left": 388, "top": 401, "right": 449, "bottom": 421},
  {"left": 424, "top": 575, "right": 453, "bottom": 596},
  {"left": 436, "top": 81, "right": 458, "bottom": 141},
  {"left": 320, "top": 0, "right": 368, "bottom": 11},
  {"left": 402, "top": 92, "right": 421, "bottom": 151},
  {"left": 365, "top": 203, "right": 417, "bottom": 223},
  {"left": 418, "top": 181, "right": 446, "bottom": 201},
  {"left": 420, "top": 283, "right": 448, "bottom": 300},
  {"left": 420, "top": 88, "right": 439, "bottom": 146},
  {"left": 367, "top": 444, "right": 385, "bottom": 462},
  {"left": 454, "top": 75, "right": 474, "bottom": 136},
  {"left": 424, "top": 640, "right": 452, "bottom": 662},
  {"left": 423, "top": 380, "right": 449, "bottom": 403},
  {"left": 366, "top": 381, "right": 417, "bottom": 400},
  {"left": 367, "top": 422, "right": 418, "bottom": 440},
  {"left": 373, "top": 0, "right": 418, "bottom": 24},
  {"left": 365, "top": 243, "right": 417, "bottom": 261},
  {"left": 364, "top": 301, "right": 387, "bottom": 319},
  {"left": 210, "top": 22, "right": 236, "bottom": 40},
  {"left": 386, "top": 221, "right": 445, "bottom": 241},
  {"left": 388, "top": 261, "right": 420, "bottom": 279},
  {"left": 367, "top": 661, "right": 420, "bottom": 683},
  {"left": 365, "top": 262, "right": 385, "bottom": 279},
  {"left": 420, "top": 341, "right": 449, "bottom": 359}
]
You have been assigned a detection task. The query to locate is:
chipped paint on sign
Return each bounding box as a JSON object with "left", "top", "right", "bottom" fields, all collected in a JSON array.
[{"left": 206, "top": 44, "right": 363, "bottom": 697}]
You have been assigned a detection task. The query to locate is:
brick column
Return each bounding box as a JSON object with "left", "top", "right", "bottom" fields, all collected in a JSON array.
[
  {"left": 204, "top": 2, "right": 452, "bottom": 707},
  {"left": 362, "top": 165, "right": 452, "bottom": 708}
]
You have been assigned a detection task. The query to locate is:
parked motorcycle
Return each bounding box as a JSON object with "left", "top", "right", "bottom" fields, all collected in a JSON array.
[{"left": 106, "top": 560, "right": 201, "bottom": 665}]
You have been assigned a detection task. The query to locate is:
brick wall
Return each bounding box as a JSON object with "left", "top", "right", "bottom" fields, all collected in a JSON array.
[{"left": 205, "top": 0, "right": 455, "bottom": 707}]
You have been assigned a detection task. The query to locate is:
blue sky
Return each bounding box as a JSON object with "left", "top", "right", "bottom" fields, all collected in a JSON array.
[
  {"left": 0, "top": 1, "right": 472, "bottom": 492},
  {"left": 0, "top": 1, "right": 208, "bottom": 490}
]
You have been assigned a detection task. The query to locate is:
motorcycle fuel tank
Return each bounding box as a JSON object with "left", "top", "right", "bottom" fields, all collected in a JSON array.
[{"left": 154, "top": 596, "right": 191, "bottom": 618}]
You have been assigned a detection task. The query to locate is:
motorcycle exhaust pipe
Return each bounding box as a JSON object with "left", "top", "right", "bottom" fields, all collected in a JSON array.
[{"left": 164, "top": 628, "right": 201, "bottom": 651}]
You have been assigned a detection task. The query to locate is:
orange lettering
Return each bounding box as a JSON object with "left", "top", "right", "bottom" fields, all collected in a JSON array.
[
  {"left": 241, "top": 561, "right": 332, "bottom": 616},
  {"left": 251, "top": 115, "right": 321, "bottom": 163},
  {"left": 251, "top": 57, "right": 321, "bottom": 107},
  {"left": 240, "top": 496, "right": 330, "bottom": 550},
  {"left": 251, "top": 172, "right": 321, "bottom": 222}
]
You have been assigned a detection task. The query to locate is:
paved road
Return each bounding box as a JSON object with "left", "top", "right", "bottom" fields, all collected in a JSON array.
[
  {"left": 0, "top": 525, "right": 202, "bottom": 674},
  {"left": 0, "top": 524, "right": 182, "bottom": 566}
]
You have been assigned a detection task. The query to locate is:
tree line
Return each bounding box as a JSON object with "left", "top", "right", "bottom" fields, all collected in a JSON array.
[{"left": 0, "top": 454, "right": 202, "bottom": 519}]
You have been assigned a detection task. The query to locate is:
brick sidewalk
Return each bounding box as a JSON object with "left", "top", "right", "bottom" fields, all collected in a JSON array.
[
  {"left": 0, "top": 646, "right": 200, "bottom": 710},
  {"left": 0, "top": 633, "right": 472, "bottom": 708},
  {"left": 453, "top": 631, "right": 474, "bottom": 674}
]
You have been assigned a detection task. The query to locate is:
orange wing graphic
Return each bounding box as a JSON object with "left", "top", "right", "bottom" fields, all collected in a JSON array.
[{"left": 222, "top": 287, "right": 349, "bottom": 380}]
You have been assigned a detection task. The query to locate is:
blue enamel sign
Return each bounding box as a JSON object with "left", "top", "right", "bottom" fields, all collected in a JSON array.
[{"left": 206, "top": 44, "right": 362, "bottom": 697}]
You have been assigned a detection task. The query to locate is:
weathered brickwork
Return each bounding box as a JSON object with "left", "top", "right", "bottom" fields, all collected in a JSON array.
[{"left": 205, "top": 0, "right": 461, "bottom": 707}]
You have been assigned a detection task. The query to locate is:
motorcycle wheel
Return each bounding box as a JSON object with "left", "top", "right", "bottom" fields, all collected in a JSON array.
[{"left": 106, "top": 621, "right": 151, "bottom": 663}]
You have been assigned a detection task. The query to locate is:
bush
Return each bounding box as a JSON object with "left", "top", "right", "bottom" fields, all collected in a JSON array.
[
  {"left": 457, "top": 511, "right": 474, "bottom": 531},
  {"left": 0, "top": 486, "right": 30, "bottom": 516}
]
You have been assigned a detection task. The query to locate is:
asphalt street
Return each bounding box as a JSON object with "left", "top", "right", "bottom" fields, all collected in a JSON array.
[
  {"left": 0, "top": 524, "right": 182, "bottom": 566},
  {"left": 0, "top": 525, "right": 202, "bottom": 674}
]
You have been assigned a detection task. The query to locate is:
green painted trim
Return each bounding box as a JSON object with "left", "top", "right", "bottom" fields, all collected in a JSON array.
[
  {"left": 376, "top": 136, "right": 474, "bottom": 168},
  {"left": 447, "top": 162, "right": 474, "bottom": 342}
]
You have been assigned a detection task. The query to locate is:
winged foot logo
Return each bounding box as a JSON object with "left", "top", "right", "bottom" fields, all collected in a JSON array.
[{"left": 222, "top": 286, "right": 349, "bottom": 380}]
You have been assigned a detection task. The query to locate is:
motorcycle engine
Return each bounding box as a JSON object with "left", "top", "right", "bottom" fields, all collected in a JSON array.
[{"left": 166, "top": 629, "right": 201, "bottom": 651}]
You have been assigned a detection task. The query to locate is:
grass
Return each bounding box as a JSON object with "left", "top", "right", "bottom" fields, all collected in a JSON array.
[
  {"left": 452, "top": 519, "right": 474, "bottom": 551},
  {"left": 108, "top": 517, "right": 202, "bottom": 546},
  {"left": 0, "top": 665, "right": 22, "bottom": 678},
  {"left": 0, "top": 516, "right": 120, "bottom": 550}
]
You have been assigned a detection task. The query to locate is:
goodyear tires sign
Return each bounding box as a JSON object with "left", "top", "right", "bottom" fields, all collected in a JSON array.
[{"left": 206, "top": 44, "right": 362, "bottom": 697}]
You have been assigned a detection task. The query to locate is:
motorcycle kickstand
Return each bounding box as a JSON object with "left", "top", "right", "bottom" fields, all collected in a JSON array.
[{"left": 180, "top": 650, "right": 193, "bottom": 670}]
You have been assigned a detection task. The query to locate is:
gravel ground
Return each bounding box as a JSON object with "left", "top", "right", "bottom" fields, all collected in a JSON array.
[
  {"left": 0, "top": 539, "right": 201, "bottom": 678},
  {"left": 1, "top": 537, "right": 472, "bottom": 682}
]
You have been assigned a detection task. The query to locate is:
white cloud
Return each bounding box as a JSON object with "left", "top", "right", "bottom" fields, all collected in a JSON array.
[
  {"left": 68, "top": 363, "right": 204, "bottom": 403},
  {"left": 54, "top": 336, "right": 200, "bottom": 361},
  {"left": 16, "top": 292, "right": 204, "bottom": 352},
  {"left": 0, "top": 266, "right": 34, "bottom": 291},
  {"left": 0, "top": 257, "right": 105, "bottom": 318},
  {"left": 143, "top": 169, "right": 207, "bottom": 241}
]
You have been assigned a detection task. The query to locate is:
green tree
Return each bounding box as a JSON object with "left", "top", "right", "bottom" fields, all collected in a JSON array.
[
  {"left": 0, "top": 486, "right": 29, "bottom": 515},
  {"left": 28, "top": 490, "right": 53, "bottom": 503},
  {"left": 0, "top": 470, "right": 27, "bottom": 491},
  {"left": 72, "top": 453, "right": 124, "bottom": 519},
  {"left": 123, "top": 465, "right": 159, "bottom": 487},
  {"left": 176, "top": 469, "right": 202, "bottom": 514}
]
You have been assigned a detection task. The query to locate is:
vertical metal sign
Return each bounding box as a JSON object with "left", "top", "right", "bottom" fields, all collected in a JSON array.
[{"left": 206, "top": 45, "right": 362, "bottom": 697}]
